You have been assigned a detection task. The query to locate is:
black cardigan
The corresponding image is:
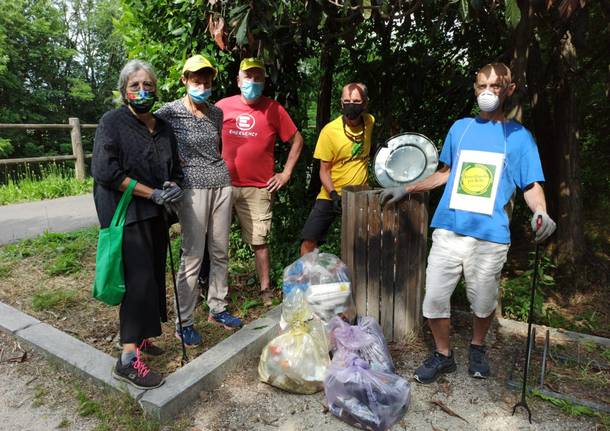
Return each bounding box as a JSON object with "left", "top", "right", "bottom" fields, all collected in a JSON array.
[{"left": 91, "top": 106, "right": 184, "bottom": 228}]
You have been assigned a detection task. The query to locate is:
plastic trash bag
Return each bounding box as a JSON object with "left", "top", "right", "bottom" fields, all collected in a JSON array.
[
  {"left": 281, "top": 251, "right": 355, "bottom": 326},
  {"left": 259, "top": 290, "right": 330, "bottom": 394},
  {"left": 324, "top": 352, "right": 411, "bottom": 431},
  {"left": 328, "top": 316, "right": 394, "bottom": 373}
]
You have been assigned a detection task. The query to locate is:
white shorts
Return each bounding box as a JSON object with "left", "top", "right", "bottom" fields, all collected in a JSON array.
[{"left": 423, "top": 228, "right": 509, "bottom": 319}]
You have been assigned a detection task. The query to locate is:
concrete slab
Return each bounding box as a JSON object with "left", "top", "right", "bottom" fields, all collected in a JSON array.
[
  {"left": 139, "top": 306, "right": 281, "bottom": 422},
  {"left": 7, "top": 316, "right": 144, "bottom": 399},
  {"left": 0, "top": 302, "right": 40, "bottom": 334},
  {"left": 0, "top": 194, "right": 98, "bottom": 245}
]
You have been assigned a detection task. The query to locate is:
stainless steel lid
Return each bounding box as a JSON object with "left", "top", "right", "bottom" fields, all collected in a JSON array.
[{"left": 374, "top": 132, "right": 439, "bottom": 188}]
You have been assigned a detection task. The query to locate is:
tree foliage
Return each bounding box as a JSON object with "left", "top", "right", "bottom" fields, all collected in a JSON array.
[{"left": 0, "top": 0, "right": 125, "bottom": 159}]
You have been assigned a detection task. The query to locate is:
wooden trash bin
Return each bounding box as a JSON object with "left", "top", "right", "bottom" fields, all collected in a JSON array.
[{"left": 341, "top": 185, "right": 429, "bottom": 342}]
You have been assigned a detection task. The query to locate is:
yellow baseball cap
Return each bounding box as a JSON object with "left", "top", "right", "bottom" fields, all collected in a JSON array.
[
  {"left": 239, "top": 57, "right": 265, "bottom": 73},
  {"left": 182, "top": 55, "right": 217, "bottom": 78}
]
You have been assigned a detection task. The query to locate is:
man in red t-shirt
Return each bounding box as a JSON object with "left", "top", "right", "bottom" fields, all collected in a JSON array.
[{"left": 216, "top": 58, "right": 303, "bottom": 305}]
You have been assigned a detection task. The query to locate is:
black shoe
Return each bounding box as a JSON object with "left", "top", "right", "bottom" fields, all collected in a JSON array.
[
  {"left": 468, "top": 344, "right": 490, "bottom": 379},
  {"left": 139, "top": 339, "right": 165, "bottom": 356},
  {"left": 414, "top": 351, "right": 457, "bottom": 384},
  {"left": 112, "top": 350, "right": 165, "bottom": 389}
]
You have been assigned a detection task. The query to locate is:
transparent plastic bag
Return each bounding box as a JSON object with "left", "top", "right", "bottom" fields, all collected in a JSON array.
[
  {"left": 328, "top": 316, "right": 394, "bottom": 373},
  {"left": 281, "top": 251, "right": 355, "bottom": 326},
  {"left": 258, "top": 290, "right": 330, "bottom": 394},
  {"left": 324, "top": 352, "right": 411, "bottom": 431}
]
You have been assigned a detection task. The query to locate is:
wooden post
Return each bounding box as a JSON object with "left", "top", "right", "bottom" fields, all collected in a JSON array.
[
  {"left": 341, "top": 187, "right": 428, "bottom": 342},
  {"left": 69, "top": 117, "right": 85, "bottom": 180}
]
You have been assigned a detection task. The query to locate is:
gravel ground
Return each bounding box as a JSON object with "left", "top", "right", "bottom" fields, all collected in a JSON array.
[
  {"left": 1, "top": 318, "right": 605, "bottom": 431},
  {"left": 0, "top": 332, "right": 98, "bottom": 431},
  {"left": 191, "top": 319, "right": 603, "bottom": 431}
]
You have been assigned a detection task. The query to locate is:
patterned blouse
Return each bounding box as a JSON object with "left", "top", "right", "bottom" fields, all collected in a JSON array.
[{"left": 155, "top": 100, "right": 231, "bottom": 189}]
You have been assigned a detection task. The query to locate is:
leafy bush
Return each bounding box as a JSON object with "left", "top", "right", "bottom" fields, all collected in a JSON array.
[{"left": 502, "top": 250, "right": 556, "bottom": 322}]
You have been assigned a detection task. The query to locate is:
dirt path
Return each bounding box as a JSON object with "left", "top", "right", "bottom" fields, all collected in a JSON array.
[
  {"left": 0, "top": 332, "right": 98, "bottom": 431},
  {"left": 1, "top": 320, "right": 604, "bottom": 431},
  {"left": 191, "top": 322, "right": 602, "bottom": 431}
]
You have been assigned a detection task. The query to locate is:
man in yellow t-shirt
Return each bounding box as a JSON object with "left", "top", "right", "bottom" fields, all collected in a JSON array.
[{"left": 300, "top": 82, "right": 374, "bottom": 255}]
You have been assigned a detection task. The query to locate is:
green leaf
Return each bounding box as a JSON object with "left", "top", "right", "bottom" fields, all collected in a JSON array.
[
  {"left": 362, "top": 0, "right": 372, "bottom": 19},
  {"left": 229, "top": 4, "right": 249, "bottom": 18},
  {"left": 171, "top": 27, "right": 186, "bottom": 36},
  {"left": 505, "top": 0, "right": 522, "bottom": 28},
  {"left": 235, "top": 10, "right": 249, "bottom": 46},
  {"left": 459, "top": 0, "right": 469, "bottom": 20}
]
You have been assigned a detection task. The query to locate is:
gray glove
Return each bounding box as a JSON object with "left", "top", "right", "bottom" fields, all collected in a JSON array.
[
  {"left": 162, "top": 181, "right": 184, "bottom": 203},
  {"left": 149, "top": 182, "right": 184, "bottom": 206},
  {"left": 531, "top": 210, "right": 556, "bottom": 243},
  {"left": 379, "top": 186, "right": 409, "bottom": 206},
  {"left": 150, "top": 188, "right": 167, "bottom": 205}
]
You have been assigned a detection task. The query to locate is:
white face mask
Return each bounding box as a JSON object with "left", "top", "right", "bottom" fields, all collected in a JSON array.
[{"left": 477, "top": 90, "right": 500, "bottom": 112}]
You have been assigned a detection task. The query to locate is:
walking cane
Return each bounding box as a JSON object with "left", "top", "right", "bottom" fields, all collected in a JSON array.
[
  {"left": 164, "top": 206, "right": 189, "bottom": 366},
  {"left": 512, "top": 215, "right": 543, "bottom": 423}
]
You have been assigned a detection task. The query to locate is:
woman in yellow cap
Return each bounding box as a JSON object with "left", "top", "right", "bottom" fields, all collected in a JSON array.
[{"left": 156, "top": 54, "right": 241, "bottom": 347}]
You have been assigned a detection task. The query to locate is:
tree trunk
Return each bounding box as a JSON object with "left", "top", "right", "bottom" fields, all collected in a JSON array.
[
  {"left": 552, "top": 28, "right": 585, "bottom": 268},
  {"left": 508, "top": 0, "right": 532, "bottom": 122},
  {"left": 307, "top": 14, "right": 339, "bottom": 200}
]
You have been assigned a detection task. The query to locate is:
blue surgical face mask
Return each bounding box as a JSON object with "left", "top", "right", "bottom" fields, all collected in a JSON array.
[
  {"left": 188, "top": 86, "right": 211, "bottom": 104},
  {"left": 240, "top": 80, "right": 264, "bottom": 101}
]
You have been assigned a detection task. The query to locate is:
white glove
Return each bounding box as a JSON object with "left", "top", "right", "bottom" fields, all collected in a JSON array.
[{"left": 531, "top": 211, "right": 556, "bottom": 243}]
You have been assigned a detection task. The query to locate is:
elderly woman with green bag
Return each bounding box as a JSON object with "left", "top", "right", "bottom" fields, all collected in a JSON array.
[{"left": 91, "top": 59, "right": 184, "bottom": 389}]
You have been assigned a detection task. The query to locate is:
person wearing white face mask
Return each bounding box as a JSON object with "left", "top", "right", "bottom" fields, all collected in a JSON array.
[
  {"left": 380, "top": 63, "right": 556, "bottom": 384},
  {"left": 216, "top": 58, "right": 304, "bottom": 306},
  {"left": 156, "top": 54, "right": 241, "bottom": 344}
]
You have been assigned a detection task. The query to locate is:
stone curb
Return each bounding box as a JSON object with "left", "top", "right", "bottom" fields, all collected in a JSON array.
[
  {"left": 0, "top": 301, "right": 281, "bottom": 421},
  {"left": 139, "top": 306, "right": 281, "bottom": 422},
  {"left": 497, "top": 317, "right": 610, "bottom": 347}
]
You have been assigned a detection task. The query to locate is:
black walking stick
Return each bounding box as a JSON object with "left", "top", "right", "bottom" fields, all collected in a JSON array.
[
  {"left": 512, "top": 215, "right": 543, "bottom": 423},
  {"left": 164, "top": 206, "right": 189, "bottom": 366}
]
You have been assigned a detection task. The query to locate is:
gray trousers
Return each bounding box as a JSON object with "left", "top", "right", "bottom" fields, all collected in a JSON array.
[{"left": 175, "top": 186, "right": 232, "bottom": 326}]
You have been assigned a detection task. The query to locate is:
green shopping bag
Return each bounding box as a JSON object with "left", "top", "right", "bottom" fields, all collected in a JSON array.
[{"left": 92, "top": 179, "right": 137, "bottom": 305}]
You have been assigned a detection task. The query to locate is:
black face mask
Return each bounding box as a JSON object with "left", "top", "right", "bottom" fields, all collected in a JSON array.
[{"left": 342, "top": 103, "right": 365, "bottom": 120}]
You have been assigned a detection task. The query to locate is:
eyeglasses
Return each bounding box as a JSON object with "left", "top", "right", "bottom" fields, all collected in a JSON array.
[{"left": 127, "top": 81, "right": 155, "bottom": 92}]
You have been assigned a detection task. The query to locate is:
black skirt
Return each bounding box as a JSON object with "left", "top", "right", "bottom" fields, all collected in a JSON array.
[{"left": 119, "top": 216, "right": 168, "bottom": 344}]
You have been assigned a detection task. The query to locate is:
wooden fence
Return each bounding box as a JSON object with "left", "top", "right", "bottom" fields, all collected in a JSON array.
[
  {"left": 0, "top": 118, "right": 96, "bottom": 180},
  {"left": 341, "top": 185, "right": 429, "bottom": 342}
]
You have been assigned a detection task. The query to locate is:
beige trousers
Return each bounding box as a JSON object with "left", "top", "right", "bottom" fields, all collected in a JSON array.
[{"left": 175, "top": 186, "right": 232, "bottom": 326}]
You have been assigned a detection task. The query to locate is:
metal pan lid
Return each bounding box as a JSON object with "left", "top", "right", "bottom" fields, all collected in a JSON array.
[{"left": 374, "top": 132, "right": 439, "bottom": 188}]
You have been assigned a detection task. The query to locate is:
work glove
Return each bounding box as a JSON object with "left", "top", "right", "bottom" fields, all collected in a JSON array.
[
  {"left": 330, "top": 190, "right": 342, "bottom": 214},
  {"left": 379, "top": 186, "right": 409, "bottom": 206},
  {"left": 162, "top": 181, "right": 184, "bottom": 203},
  {"left": 531, "top": 210, "right": 556, "bottom": 243},
  {"left": 150, "top": 182, "right": 184, "bottom": 206}
]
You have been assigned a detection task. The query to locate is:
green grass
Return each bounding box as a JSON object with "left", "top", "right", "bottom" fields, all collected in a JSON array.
[
  {"left": 1, "top": 227, "right": 98, "bottom": 275},
  {"left": 31, "top": 288, "right": 79, "bottom": 311},
  {"left": 74, "top": 388, "right": 191, "bottom": 431},
  {"left": 0, "top": 163, "right": 93, "bottom": 205}
]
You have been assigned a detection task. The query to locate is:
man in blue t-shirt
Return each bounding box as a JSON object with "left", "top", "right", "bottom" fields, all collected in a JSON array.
[{"left": 380, "top": 63, "right": 556, "bottom": 384}]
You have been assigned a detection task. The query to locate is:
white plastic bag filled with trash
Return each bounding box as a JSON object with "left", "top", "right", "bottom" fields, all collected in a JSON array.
[
  {"left": 281, "top": 251, "right": 356, "bottom": 327},
  {"left": 324, "top": 352, "right": 411, "bottom": 431},
  {"left": 258, "top": 290, "right": 330, "bottom": 394}
]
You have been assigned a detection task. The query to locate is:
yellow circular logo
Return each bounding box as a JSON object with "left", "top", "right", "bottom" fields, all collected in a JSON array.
[{"left": 460, "top": 164, "right": 493, "bottom": 196}]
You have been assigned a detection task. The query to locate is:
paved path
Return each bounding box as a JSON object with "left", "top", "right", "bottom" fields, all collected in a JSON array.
[{"left": 0, "top": 194, "right": 98, "bottom": 245}]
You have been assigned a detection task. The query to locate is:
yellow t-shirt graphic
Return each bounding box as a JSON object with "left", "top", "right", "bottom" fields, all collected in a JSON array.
[{"left": 314, "top": 114, "right": 375, "bottom": 200}]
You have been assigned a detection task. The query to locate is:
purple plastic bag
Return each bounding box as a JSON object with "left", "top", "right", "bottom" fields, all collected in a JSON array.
[
  {"left": 329, "top": 316, "right": 394, "bottom": 373},
  {"left": 324, "top": 352, "right": 411, "bottom": 431}
]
